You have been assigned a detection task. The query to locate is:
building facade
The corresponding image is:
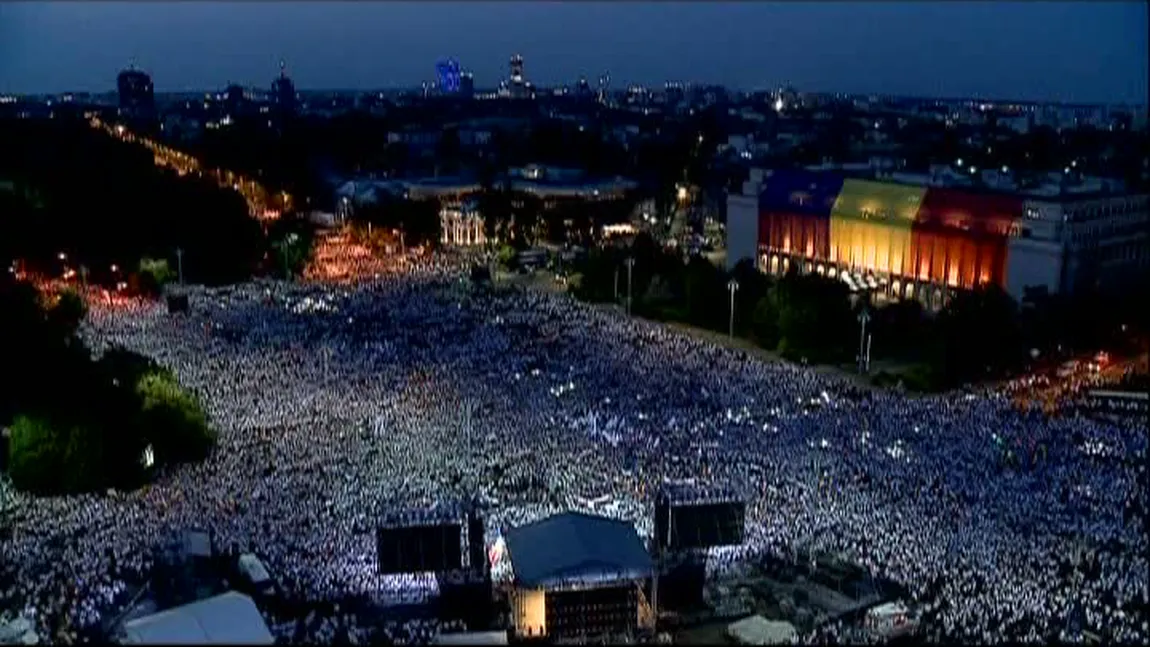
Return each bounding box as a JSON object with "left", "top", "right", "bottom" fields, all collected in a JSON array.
[
  {"left": 727, "top": 169, "right": 1149, "bottom": 309},
  {"left": 441, "top": 201, "right": 487, "bottom": 247}
]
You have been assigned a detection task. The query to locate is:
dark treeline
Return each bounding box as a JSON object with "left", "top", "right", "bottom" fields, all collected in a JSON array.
[
  {"left": 0, "top": 277, "right": 215, "bottom": 494},
  {"left": 0, "top": 118, "right": 313, "bottom": 287}
]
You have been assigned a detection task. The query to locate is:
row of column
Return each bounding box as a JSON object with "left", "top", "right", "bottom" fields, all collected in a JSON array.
[
  {"left": 761, "top": 213, "right": 1009, "bottom": 291},
  {"left": 760, "top": 252, "right": 952, "bottom": 311},
  {"left": 441, "top": 214, "right": 486, "bottom": 247}
]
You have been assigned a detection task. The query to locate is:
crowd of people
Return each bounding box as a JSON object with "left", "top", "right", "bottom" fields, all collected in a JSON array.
[{"left": 1, "top": 258, "right": 1146, "bottom": 645}]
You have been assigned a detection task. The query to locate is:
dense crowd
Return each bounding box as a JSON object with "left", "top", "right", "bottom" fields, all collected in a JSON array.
[{"left": 1, "top": 261, "right": 1146, "bottom": 645}]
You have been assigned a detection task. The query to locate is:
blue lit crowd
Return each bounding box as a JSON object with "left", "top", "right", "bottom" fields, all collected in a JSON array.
[{"left": 1, "top": 260, "right": 1146, "bottom": 645}]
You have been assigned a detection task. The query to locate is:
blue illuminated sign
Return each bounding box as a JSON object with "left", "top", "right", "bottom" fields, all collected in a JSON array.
[{"left": 436, "top": 59, "right": 461, "bottom": 93}]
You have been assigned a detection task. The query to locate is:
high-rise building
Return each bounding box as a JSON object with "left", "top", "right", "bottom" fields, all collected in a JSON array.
[
  {"left": 508, "top": 54, "right": 530, "bottom": 99},
  {"left": 509, "top": 54, "right": 524, "bottom": 85},
  {"left": 117, "top": 66, "right": 155, "bottom": 119},
  {"left": 224, "top": 83, "right": 247, "bottom": 117},
  {"left": 271, "top": 60, "right": 297, "bottom": 118},
  {"left": 436, "top": 59, "right": 462, "bottom": 94},
  {"left": 597, "top": 73, "right": 611, "bottom": 104}
]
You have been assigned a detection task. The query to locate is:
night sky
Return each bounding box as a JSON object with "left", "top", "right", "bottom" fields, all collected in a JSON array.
[{"left": 1, "top": 1, "right": 1146, "bottom": 104}]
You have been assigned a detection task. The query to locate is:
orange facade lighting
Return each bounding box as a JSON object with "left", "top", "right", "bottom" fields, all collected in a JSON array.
[{"left": 758, "top": 171, "right": 1022, "bottom": 292}]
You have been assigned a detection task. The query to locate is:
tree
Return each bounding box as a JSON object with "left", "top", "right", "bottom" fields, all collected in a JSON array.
[
  {"left": 766, "top": 271, "right": 854, "bottom": 362},
  {"left": 478, "top": 187, "right": 512, "bottom": 244},
  {"left": 267, "top": 217, "right": 317, "bottom": 278},
  {"left": 510, "top": 193, "right": 544, "bottom": 245},
  {"left": 639, "top": 274, "right": 677, "bottom": 317},
  {"left": 873, "top": 299, "right": 928, "bottom": 361},
  {"left": 47, "top": 288, "right": 87, "bottom": 336},
  {"left": 137, "top": 257, "right": 175, "bottom": 295},
  {"left": 683, "top": 256, "right": 725, "bottom": 329},
  {"left": 751, "top": 295, "right": 781, "bottom": 350},
  {"left": 395, "top": 199, "right": 442, "bottom": 249},
  {"left": 135, "top": 372, "right": 215, "bottom": 465},
  {"left": 496, "top": 244, "right": 518, "bottom": 271},
  {"left": 6, "top": 415, "right": 67, "bottom": 494},
  {"left": 932, "top": 284, "right": 1023, "bottom": 386}
]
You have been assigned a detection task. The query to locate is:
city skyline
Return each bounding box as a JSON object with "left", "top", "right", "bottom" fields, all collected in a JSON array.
[{"left": 0, "top": 1, "right": 1147, "bottom": 104}]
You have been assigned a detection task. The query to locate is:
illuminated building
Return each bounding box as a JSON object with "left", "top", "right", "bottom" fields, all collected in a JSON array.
[
  {"left": 505, "top": 512, "right": 655, "bottom": 641},
  {"left": 727, "top": 168, "right": 1150, "bottom": 309},
  {"left": 509, "top": 54, "right": 524, "bottom": 85},
  {"left": 117, "top": 67, "right": 154, "bottom": 119},
  {"left": 459, "top": 72, "right": 475, "bottom": 99},
  {"left": 504, "top": 54, "right": 531, "bottom": 99},
  {"left": 436, "top": 59, "right": 462, "bottom": 94},
  {"left": 441, "top": 200, "right": 486, "bottom": 247}
]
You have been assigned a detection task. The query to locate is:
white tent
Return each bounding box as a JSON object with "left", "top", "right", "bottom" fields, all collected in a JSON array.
[
  {"left": 433, "top": 631, "right": 509, "bottom": 645},
  {"left": 727, "top": 615, "right": 797, "bottom": 646},
  {"left": 121, "top": 591, "right": 273, "bottom": 645}
]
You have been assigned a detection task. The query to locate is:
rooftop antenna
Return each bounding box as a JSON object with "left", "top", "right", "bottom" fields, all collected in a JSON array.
[{"left": 279, "top": 59, "right": 287, "bottom": 78}]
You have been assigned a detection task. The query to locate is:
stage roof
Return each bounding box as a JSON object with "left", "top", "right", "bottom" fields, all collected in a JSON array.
[
  {"left": 121, "top": 591, "right": 273, "bottom": 645},
  {"left": 505, "top": 512, "right": 652, "bottom": 589}
]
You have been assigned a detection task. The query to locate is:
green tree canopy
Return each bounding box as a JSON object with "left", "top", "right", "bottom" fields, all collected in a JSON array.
[{"left": 135, "top": 372, "right": 215, "bottom": 466}]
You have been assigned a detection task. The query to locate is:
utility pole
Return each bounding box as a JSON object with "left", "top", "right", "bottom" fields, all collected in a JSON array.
[
  {"left": 174, "top": 247, "right": 184, "bottom": 285},
  {"left": 727, "top": 278, "right": 739, "bottom": 338},
  {"left": 625, "top": 256, "right": 635, "bottom": 316},
  {"left": 79, "top": 265, "right": 89, "bottom": 293},
  {"left": 614, "top": 266, "right": 620, "bottom": 302},
  {"left": 857, "top": 306, "right": 871, "bottom": 375}
]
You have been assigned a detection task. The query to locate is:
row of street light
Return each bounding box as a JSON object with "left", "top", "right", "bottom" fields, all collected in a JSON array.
[{"left": 611, "top": 256, "right": 741, "bottom": 338}]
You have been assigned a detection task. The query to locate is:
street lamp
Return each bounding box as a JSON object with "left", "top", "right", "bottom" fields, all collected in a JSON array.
[
  {"left": 727, "top": 278, "right": 739, "bottom": 338},
  {"left": 857, "top": 307, "right": 872, "bottom": 374},
  {"left": 175, "top": 247, "right": 185, "bottom": 285},
  {"left": 624, "top": 256, "right": 635, "bottom": 315}
]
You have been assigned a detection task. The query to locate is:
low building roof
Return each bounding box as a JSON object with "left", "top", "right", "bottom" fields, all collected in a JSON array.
[{"left": 433, "top": 630, "right": 509, "bottom": 645}]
